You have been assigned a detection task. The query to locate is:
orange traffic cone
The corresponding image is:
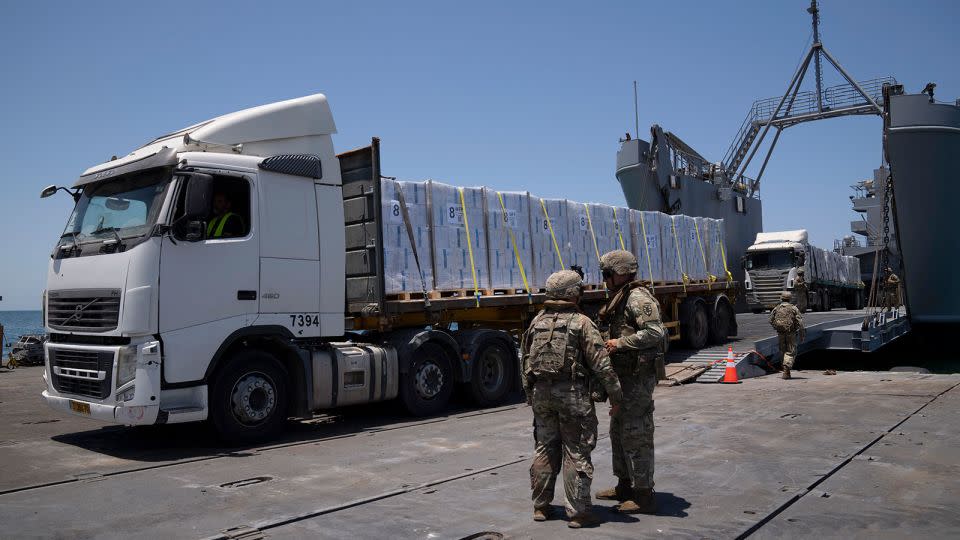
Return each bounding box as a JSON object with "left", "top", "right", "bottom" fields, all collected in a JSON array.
[{"left": 722, "top": 346, "right": 741, "bottom": 384}]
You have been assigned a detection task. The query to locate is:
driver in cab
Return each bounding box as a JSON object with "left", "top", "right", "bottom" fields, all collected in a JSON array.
[{"left": 207, "top": 191, "right": 244, "bottom": 239}]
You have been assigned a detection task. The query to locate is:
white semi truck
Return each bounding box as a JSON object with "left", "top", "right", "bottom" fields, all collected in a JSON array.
[
  {"left": 40, "top": 94, "right": 738, "bottom": 442},
  {"left": 743, "top": 229, "right": 864, "bottom": 312}
]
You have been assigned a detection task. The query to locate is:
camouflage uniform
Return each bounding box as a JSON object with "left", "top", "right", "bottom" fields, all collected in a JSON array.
[
  {"left": 770, "top": 295, "right": 803, "bottom": 377},
  {"left": 522, "top": 272, "right": 622, "bottom": 520},
  {"left": 595, "top": 250, "right": 666, "bottom": 510},
  {"left": 884, "top": 272, "right": 901, "bottom": 310},
  {"left": 793, "top": 269, "right": 808, "bottom": 313}
]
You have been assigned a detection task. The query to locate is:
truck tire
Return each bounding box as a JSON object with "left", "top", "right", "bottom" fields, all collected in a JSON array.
[
  {"left": 400, "top": 342, "right": 454, "bottom": 416},
  {"left": 821, "top": 290, "right": 831, "bottom": 311},
  {"left": 468, "top": 339, "right": 516, "bottom": 406},
  {"left": 210, "top": 350, "right": 289, "bottom": 444},
  {"left": 679, "top": 299, "right": 709, "bottom": 349},
  {"left": 708, "top": 298, "right": 734, "bottom": 344}
]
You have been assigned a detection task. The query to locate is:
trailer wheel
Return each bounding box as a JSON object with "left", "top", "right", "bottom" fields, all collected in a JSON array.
[
  {"left": 400, "top": 342, "right": 454, "bottom": 416},
  {"left": 679, "top": 299, "right": 709, "bottom": 349},
  {"left": 821, "top": 290, "right": 831, "bottom": 311},
  {"left": 210, "top": 350, "right": 288, "bottom": 444},
  {"left": 708, "top": 298, "right": 734, "bottom": 344},
  {"left": 468, "top": 339, "right": 515, "bottom": 406}
]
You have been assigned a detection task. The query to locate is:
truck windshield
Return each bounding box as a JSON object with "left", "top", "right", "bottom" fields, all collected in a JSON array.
[
  {"left": 57, "top": 168, "right": 172, "bottom": 253},
  {"left": 745, "top": 250, "right": 794, "bottom": 270}
]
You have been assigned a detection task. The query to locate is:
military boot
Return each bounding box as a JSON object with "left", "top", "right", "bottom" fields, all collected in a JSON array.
[
  {"left": 782, "top": 367, "right": 791, "bottom": 380},
  {"left": 595, "top": 478, "right": 632, "bottom": 501},
  {"left": 567, "top": 511, "right": 601, "bottom": 529},
  {"left": 533, "top": 506, "right": 552, "bottom": 522},
  {"left": 616, "top": 488, "right": 657, "bottom": 514}
]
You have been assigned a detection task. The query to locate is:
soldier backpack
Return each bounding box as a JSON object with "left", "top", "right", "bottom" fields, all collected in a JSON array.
[
  {"left": 771, "top": 304, "right": 797, "bottom": 333},
  {"left": 527, "top": 313, "right": 576, "bottom": 378}
]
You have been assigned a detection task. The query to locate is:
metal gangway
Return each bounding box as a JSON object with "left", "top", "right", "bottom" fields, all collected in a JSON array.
[{"left": 721, "top": 1, "right": 896, "bottom": 196}]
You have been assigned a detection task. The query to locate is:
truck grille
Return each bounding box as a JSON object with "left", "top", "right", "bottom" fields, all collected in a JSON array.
[
  {"left": 49, "top": 348, "right": 114, "bottom": 399},
  {"left": 47, "top": 289, "right": 122, "bottom": 332},
  {"left": 749, "top": 272, "right": 788, "bottom": 307}
]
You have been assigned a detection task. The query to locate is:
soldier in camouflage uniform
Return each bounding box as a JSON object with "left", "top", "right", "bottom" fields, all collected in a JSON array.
[
  {"left": 594, "top": 250, "right": 666, "bottom": 514},
  {"left": 884, "top": 268, "right": 901, "bottom": 311},
  {"left": 522, "top": 270, "right": 623, "bottom": 529},
  {"left": 770, "top": 291, "right": 804, "bottom": 379},
  {"left": 793, "top": 267, "right": 808, "bottom": 313}
]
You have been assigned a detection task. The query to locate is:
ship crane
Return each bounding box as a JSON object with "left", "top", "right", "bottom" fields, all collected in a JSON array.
[{"left": 722, "top": 0, "right": 896, "bottom": 197}]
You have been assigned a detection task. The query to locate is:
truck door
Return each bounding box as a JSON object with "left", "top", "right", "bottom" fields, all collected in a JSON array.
[{"left": 158, "top": 173, "right": 260, "bottom": 383}]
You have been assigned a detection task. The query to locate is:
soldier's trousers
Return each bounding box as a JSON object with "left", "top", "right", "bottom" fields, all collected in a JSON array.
[
  {"left": 529, "top": 380, "right": 598, "bottom": 517},
  {"left": 609, "top": 373, "right": 656, "bottom": 491},
  {"left": 779, "top": 332, "right": 798, "bottom": 368}
]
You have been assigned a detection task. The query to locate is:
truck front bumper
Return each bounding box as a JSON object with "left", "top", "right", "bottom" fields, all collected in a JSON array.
[{"left": 42, "top": 390, "right": 160, "bottom": 425}]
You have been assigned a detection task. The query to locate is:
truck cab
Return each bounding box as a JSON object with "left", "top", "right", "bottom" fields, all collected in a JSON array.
[
  {"left": 742, "top": 231, "right": 806, "bottom": 310},
  {"left": 41, "top": 94, "right": 353, "bottom": 435}
]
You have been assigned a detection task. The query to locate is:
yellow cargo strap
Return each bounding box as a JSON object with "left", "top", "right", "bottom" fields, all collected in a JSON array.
[
  {"left": 638, "top": 212, "right": 655, "bottom": 294},
  {"left": 459, "top": 188, "right": 481, "bottom": 306},
  {"left": 497, "top": 191, "right": 532, "bottom": 304},
  {"left": 719, "top": 234, "right": 733, "bottom": 282},
  {"left": 694, "top": 220, "right": 716, "bottom": 289},
  {"left": 540, "top": 199, "right": 565, "bottom": 269},
  {"left": 611, "top": 206, "right": 626, "bottom": 250},
  {"left": 670, "top": 217, "right": 688, "bottom": 293}
]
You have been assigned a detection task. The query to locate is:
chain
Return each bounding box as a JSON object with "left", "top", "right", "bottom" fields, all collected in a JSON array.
[{"left": 879, "top": 171, "right": 893, "bottom": 277}]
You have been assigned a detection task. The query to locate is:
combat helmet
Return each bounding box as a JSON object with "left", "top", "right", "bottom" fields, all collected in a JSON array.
[
  {"left": 781, "top": 291, "right": 793, "bottom": 301},
  {"left": 599, "top": 250, "right": 638, "bottom": 276},
  {"left": 545, "top": 270, "right": 583, "bottom": 300}
]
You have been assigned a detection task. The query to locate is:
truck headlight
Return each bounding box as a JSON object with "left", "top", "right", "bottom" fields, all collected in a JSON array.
[
  {"left": 116, "top": 347, "right": 137, "bottom": 388},
  {"left": 118, "top": 386, "right": 136, "bottom": 402}
]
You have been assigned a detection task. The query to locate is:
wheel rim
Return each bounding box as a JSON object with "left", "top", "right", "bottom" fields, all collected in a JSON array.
[
  {"left": 479, "top": 347, "right": 505, "bottom": 393},
  {"left": 694, "top": 307, "right": 708, "bottom": 343},
  {"left": 415, "top": 361, "right": 444, "bottom": 400},
  {"left": 230, "top": 371, "right": 277, "bottom": 425}
]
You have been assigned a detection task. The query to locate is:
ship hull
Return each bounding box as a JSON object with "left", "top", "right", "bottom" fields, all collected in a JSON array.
[{"left": 885, "top": 93, "right": 960, "bottom": 324}]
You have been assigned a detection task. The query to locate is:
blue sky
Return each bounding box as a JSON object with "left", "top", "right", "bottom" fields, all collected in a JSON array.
[{"left": 1, "top": 0, "right": 957, "bottom": 310}]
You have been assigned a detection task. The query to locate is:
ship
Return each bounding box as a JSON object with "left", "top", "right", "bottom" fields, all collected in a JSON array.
[
  {"left": 834, "top": 165, "right": 901, "bottom": 285},
  {"left": 883, "top": 84, "right": 960, "bottom": 326}
]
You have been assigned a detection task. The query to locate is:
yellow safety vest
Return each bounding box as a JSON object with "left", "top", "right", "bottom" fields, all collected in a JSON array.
[{"left": 207, "top": 212, "right": 241, "bottom": 238}]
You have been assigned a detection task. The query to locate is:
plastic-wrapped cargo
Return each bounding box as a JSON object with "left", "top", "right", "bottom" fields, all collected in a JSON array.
[
  {"left": 429, "top": 182, "right": 490, "bottom": 292},
  {"left": 693, "top": 217, "right": 717, "bottom": 281},
  {"left": 529, "top": 197, "right": 572, "bottom": 290},
  {"left": 629, "top": 210, "right": 665, "bottom": 284},
  {"left": 566, "top": 200, "right": 602, "bottom": 285},
  {"left": 673, "top": 215, "right": 708, "bottom": 282},
  {"left": 484, "top": 189, "right": 535, "bottom": 291},
  {"left": 703, "top": 218, "right": 729, "bottom": 281},
  {"left": 586, "top": 203, "right": 632, "bottom": 260},
  {"left": 380, "top": 179, "right": 433, "bottom": 294},
  {"left": 846, "top": 256, "right": 861, "bottom": 285},
  {"left": 658, "top": 213, "right": 684, "bottom": 283}
]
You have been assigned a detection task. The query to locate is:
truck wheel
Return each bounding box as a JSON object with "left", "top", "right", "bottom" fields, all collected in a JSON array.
[
  {"left": 468, "top": 339, "right": 515, "bottom": 406},
  {"left": 708, "top": 299, "right": 734, "bottom": 344},
  {"left": 821, "top": 291, "right": 831, "bottom": 311},
  {"left": 210, "top": 350, "right": 288, "bottom": 444},
  {"left": 679, "top": 300, "right": 709, "bottom": 349},
  {"left": 400, "top": 342, "right": 454, "bottom": 416}
]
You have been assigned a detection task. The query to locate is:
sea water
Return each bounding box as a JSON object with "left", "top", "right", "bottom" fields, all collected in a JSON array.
[{"left": 0, "top": 311, "right": 43, "bottom": 352}]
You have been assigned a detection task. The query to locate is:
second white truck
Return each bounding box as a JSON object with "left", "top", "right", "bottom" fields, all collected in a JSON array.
[{"left": 743, "top": 229, "right": 863, "bottom": 312}]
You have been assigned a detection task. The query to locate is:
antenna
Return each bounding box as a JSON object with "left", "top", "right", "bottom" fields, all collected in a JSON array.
[{"left": 633, "top": 80, "right": 639, "bottom": 139}]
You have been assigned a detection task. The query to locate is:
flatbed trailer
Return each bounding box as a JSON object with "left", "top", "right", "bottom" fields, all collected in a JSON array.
[{"left": 341, "top": 140, "right": 740, "bottom": 347}]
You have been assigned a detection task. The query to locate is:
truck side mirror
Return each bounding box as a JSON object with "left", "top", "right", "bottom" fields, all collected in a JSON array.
[
  {"left": 40, "top": 185, "right": 58, "bottom": 198},
  {"left": 184, "top": 173, "right": 214, "bottom": 220}
]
